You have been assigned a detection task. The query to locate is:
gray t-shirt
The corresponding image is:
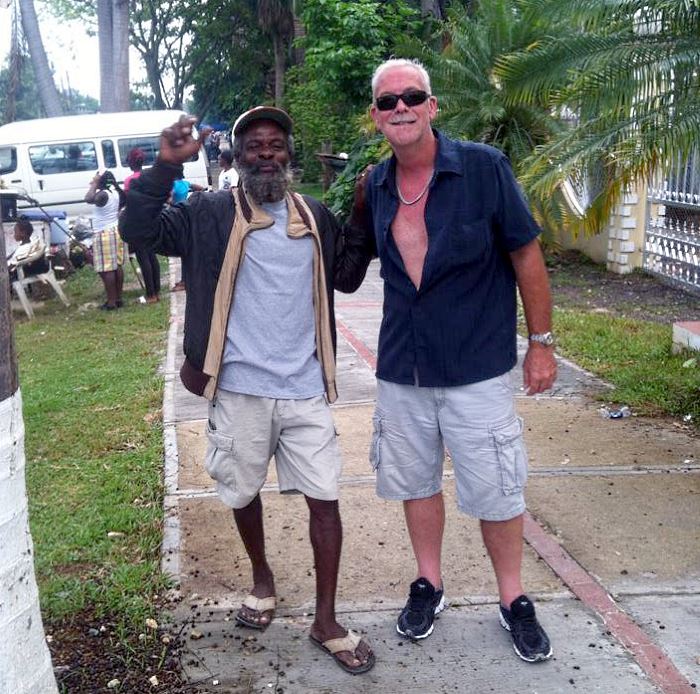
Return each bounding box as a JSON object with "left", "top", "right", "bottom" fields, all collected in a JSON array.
[{"left": 218, "top": 199, "right": 325, "bottom": 399}]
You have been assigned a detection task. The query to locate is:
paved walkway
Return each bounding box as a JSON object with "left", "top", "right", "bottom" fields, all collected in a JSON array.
[{"left": 162, "top": 260, "right": 699, "bottom": 693}]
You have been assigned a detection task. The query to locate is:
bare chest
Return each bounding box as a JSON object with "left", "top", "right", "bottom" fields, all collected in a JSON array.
[{"left": 391, "top": 199, "right": 428, "bottom": 289}]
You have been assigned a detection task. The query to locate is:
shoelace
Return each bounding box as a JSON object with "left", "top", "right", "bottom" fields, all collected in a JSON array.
[
  {"left": 408, "top": 588, "right": 434, "bottom": 611},
  {"left": 512, "top": 614, "right": 542, "bottom": 645}
]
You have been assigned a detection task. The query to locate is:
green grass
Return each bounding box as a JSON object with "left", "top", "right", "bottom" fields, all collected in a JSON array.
[
  {"left": 15, "top": 262, "right": 170, "bottom": 630},
  {"left": 554, "top": 309, "right": 700, "bottom": 423}
]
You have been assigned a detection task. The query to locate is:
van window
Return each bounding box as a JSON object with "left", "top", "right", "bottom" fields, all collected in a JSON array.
[
  {"left": 0, "top": 146, "right": 17, "bottom": 175},
  {"left": 118, "top": 137, "right": 159, "bottom": 166},
  {"left": 29, "top": 142, "right": 98, "bottom": 175},
  {"left": 102, "top": 140, "right": 117, "bottom": 168},
  {"left": 118, "top": 136, "right": 198, "bottom": 165}
]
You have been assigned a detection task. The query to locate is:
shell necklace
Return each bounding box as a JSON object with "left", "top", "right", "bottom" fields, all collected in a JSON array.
[{"left": 396, "top": 169, "right": 435, "bottom": 206}]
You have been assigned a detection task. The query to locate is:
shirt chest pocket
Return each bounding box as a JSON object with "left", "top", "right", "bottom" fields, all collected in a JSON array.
[{"left": 449, "top": 218, "right": 491, "bottom": 264}]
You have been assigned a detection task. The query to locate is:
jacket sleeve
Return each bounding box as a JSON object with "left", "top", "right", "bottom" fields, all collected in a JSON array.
[
  {"left": 119, "top": 161, "right": 193, "bottom": 256},
  {"left": 312, "top": 200, "right": 376, "bottom": 294},
  {"left": 336, "top": 218, "right": 377, "bottom": 293}
]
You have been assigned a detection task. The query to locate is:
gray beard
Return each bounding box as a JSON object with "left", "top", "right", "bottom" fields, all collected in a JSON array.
[{"left": 237, "top": 161, "right": 292, "bottom": 204}]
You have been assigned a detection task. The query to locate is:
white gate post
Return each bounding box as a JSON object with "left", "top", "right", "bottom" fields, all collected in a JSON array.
[{"left": 606, "top": 179, "right": 648, "bottom": 274}]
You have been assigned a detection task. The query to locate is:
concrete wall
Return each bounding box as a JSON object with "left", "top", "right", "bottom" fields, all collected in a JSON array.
[{"left": 557, "top": 180, "right": 648, "bottom": 274}]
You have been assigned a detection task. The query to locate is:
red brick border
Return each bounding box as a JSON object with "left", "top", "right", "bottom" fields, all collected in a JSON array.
[{"left": 524, "top": 514, "right": 694, "bottom": 694}]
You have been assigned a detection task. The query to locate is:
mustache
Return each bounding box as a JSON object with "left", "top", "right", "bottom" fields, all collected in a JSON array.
[{"left": 246, "top": 160, "right": 285, "bottom": 175}]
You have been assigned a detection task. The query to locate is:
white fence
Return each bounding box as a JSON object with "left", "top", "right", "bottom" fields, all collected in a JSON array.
[{"left": 644, "top": 150, "right": 700, "bottom": 293}]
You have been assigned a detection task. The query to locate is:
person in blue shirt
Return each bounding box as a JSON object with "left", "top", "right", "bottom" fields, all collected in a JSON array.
[
  {"left": 168, "top": 175, "right": 206, "bottom": 290},
  {"left": 355, "top": 58, "right": 557, "bottom": 663}
]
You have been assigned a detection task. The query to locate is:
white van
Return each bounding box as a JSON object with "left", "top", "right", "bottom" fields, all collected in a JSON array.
[{"left": 0, "top": 110, "right": 209, "bottom": 217}]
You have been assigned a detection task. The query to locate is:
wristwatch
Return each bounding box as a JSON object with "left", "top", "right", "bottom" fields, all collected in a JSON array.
[{"left": 528, "top": 331, "right": 555, "bottom": 347}]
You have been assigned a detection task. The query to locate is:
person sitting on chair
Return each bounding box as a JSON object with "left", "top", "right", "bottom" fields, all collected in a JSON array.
[{"left": 7, "top": 217, "right": 48, "bottom": 283}]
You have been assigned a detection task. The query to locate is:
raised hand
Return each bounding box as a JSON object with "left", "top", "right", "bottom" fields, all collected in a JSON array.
[{"left": 158, "top": 115, "right": 211, "bottom": 166}]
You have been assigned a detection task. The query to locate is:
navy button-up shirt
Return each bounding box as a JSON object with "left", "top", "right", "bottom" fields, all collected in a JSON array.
[{"left": 366, "top": 130, "right": 541, "bottom": 387}]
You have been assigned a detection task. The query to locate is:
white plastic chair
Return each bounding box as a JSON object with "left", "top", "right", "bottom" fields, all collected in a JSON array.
[{"left": 10, "top": 223, "right": 70, "bottom": 319}]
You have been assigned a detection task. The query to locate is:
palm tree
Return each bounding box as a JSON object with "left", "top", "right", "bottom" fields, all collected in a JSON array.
[
  {"left": 257, "top": 0, "right": 295, "bottom": 106},
  {"left": 413, "top": 0, "right": 567, "bottom": 232},
  {"left": 0, "top": 230, "right": 58, "bottom": 692},
  {"left": 97, "top": 0, "right": 130, "bottom": 112},
  {"left": 112, "top": 0, "right": 130, "bottom": 111},
  {"left": 18, "top": 0, "right": 63, "bottom": 116},
  {"left": 497, "top": 0, "right": 700, "bottom": 232}
]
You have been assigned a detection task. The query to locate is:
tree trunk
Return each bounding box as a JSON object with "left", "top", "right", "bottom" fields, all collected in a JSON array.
[
  {"left": 18, "top": 0, "right": 63, "bottom": 117},
  {"left": 97, "top": 0, "right": 116, "bottom": 111},
  {"left": 142, "top": 50, "right": 167, "bottom": 109},
  {"left": 0, "top": 226, "right": 58, "bottom": 693},
  {"left": 112, "top": 0, "right": 130, "bottom": 111},
  {"left": 420, "top": 0, "right": 444, "bottom": 19},
  {"left": 292, "top": 15, "right": 304, "bottom": 64},
  {"left": 273, "top": 34, "right": 284, "bottom": 106}
]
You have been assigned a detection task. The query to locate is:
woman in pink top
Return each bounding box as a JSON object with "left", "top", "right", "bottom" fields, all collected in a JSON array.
[{"left": 124, "top": 148, "right": 161, "bottom": 304}]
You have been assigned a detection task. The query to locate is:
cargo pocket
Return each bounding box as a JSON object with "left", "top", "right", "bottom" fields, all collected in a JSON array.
[
  {"left": 492, "top": 417, "right": 527, "bottom": 495},
  {"left": 204, "top": 422, "right": 237, "bottom": 488},
  {"left": 369, "top": 415, "right": 382, "bottom": 471}
]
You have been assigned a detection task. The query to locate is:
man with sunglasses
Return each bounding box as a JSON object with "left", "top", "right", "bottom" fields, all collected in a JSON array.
[{"left": 356, "top": 58, "right": 557, "bottom": 662}]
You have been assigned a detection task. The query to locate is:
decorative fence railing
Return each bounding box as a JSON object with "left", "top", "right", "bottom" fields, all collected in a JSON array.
[{"left": 644, "top": 150, "right": 700, "bottom": 293}]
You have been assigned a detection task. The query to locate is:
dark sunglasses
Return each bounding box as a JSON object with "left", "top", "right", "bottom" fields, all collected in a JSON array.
[{"left": 375, "top": 90, "right": 430, "bottom": 111}]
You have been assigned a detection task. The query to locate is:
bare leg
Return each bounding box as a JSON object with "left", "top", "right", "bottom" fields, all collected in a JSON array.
[
  {"left": 481, "top": 514, "right": 525, "bottom": 608},
  {"left": 233, "top": 494, "right": 275, "bottom": 626},
  {"left": 403, "top": 492, "right": 444, "bottom": 589},
  {"left": 115, "top": 265, "right": 124, "bottom": 304},
  {"left": 306, "top": 497, "right": 372, "bottom": 670},
  {"left": 99, "top": 270, "right": 118, "bottom": 307}
]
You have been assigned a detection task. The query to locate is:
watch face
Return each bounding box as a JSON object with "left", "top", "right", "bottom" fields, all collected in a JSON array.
[{"left": 531, "top": 332, "right": 554, "bottom": 346}]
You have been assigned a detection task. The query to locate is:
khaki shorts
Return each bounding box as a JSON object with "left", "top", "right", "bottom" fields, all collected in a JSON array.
[
  {"left": 370, "top": 374, "right": 527, "bottom": 521},
  {"left": 205, "top": 390, "right": 342, "bottom": 509}
]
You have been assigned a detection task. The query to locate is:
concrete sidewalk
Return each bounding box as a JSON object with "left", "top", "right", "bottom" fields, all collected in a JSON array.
[{"left": 162, "top": 261, "right": 699, "bottom": 693}]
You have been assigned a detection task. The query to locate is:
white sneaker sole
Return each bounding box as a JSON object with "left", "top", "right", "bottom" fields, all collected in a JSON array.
[{"left": 396, "top": 594, "right": 447, "bottom": 640}]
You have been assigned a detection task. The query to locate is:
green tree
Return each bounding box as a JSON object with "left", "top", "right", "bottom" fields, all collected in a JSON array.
[
  {"left": 188, "top": 0, "right": 271, "bottom": 123},
  {"left": 0, "top": 47, "right": 97, "bottom": 124},
  {"left": 416, "top": 1, "right": 562, "bottom": 167},
  {"left": 48, "top": 0, "right": 220, "bottom": 110},
  {"left": 298, "top": 0, "right": 419, "bottom": 105},
  {"left": 289, "top": 0, "right": 419, "bottom": 179},
  {"left": 497, "top": 0, "right": 700, "bottom": 232}
]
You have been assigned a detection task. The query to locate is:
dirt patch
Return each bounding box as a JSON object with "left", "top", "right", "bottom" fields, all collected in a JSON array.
[
  {"left": 547, "top": 250, "right": 700, "bottom": 324},
  {"left": 48, "top": 607, "right": 201, "bottom": 693}
]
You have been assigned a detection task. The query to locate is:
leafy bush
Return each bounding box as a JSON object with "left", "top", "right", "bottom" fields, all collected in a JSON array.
[
  {"left": 325, "top": 133, "right": 389, "bottom": 219},
  {"left": 286, "top": 65, "right": 361, "bottom": 181}
]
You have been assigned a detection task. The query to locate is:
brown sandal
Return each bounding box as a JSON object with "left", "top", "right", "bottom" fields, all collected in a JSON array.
[
  {"left": 235, "top": 594, "right": 276, "bottom": 630},
  {"left": 309, "top": 629, "right": 376, "bottom": 675}
]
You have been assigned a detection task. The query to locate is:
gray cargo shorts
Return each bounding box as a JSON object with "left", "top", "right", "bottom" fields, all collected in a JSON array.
[{"left": 370, "top": 374, "right": 527, "bottom": 521}]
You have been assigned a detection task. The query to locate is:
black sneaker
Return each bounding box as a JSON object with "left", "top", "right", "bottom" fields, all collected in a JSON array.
[
  {"left": 499, "top": 595, "right": 553, "bottom": 662},
  {"left": 396, "top": 577, "right": 446, "bottom": 640}
]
